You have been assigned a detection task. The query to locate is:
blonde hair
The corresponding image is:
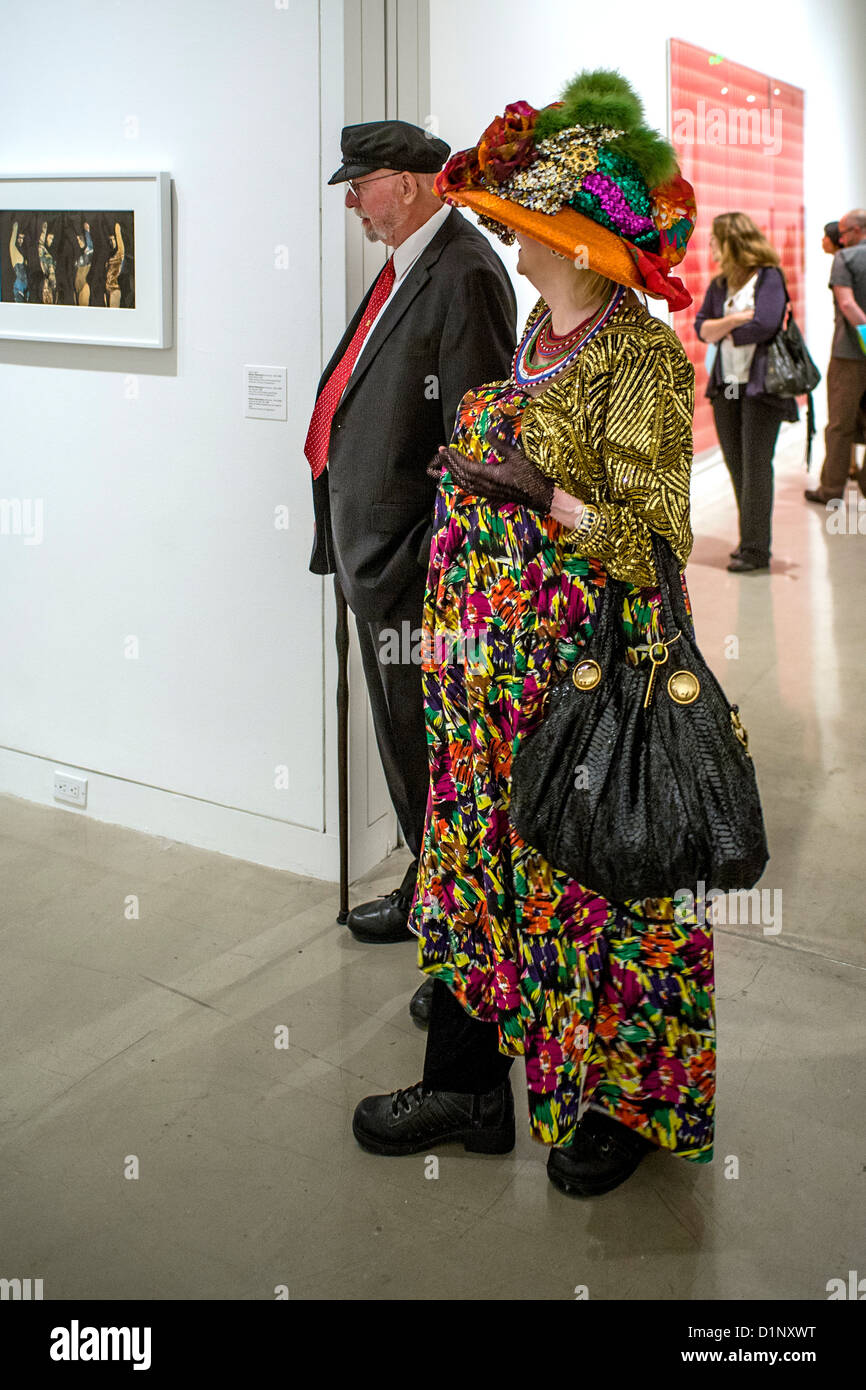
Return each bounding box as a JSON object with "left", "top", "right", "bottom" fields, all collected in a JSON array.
[
  {"left": 712, "top": 212, "right": 780, "bottom": 290},
  {"left": 573, "top": 266, "right": 614, "bottom": 301}
]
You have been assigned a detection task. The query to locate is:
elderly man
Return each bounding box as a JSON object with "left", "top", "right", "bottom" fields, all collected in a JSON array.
[
  {"left": 305, "top": 120, "right": 516, "bottom": 1020},
  {"left": 806, "top": 207, "right": 866, "bottom": 503}
]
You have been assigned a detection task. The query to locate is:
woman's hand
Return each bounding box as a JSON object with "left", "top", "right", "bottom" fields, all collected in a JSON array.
[
  {"left": 549, "top": 485, "right": 586, "bottom": 530},
  {"left": 698, "top": 310, "right": 754, "bottom": 344},
  {"left": 428, "top": 423, "right": 555, "bottom": 513}
]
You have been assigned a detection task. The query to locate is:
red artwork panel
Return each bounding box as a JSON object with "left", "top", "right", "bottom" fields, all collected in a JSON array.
[{"left": 669, "top": 39, "right": 805, "bottom": 457}]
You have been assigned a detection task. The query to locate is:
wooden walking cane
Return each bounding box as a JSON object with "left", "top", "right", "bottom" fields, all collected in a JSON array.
[{"left": 334, "top": 575, "right": 350, "bottom": 923}]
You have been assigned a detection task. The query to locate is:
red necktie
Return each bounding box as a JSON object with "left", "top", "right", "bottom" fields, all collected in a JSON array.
[{"left": 304, "top": 256, "right": 396, "bottom": 478}]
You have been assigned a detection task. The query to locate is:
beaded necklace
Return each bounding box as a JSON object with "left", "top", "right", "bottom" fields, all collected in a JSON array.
[{"left": 512, "top": 282, "right": 625, "bottom": 386}]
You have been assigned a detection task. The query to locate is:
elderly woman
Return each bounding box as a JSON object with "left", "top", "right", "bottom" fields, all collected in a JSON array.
[{"left": 352, "top": 70, "right": 714, "bottom": 1197}]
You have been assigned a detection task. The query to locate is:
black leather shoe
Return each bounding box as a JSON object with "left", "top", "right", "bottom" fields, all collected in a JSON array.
[
  {"left": 408, "top": 978, "right": 434, "bottom": 1029},
  {"left": 353, "top": 1080, "right": 515, "bottom": 1156},
  {"left": 547, "top": 1108, "right": 656, "bottom": 1197},
  {"left": 347, "top": 860, "right": 417, "bottom": 943},
  {"left": 346, "top": 887, "right": 414, "bottom": 943},
  {"left": 729, "top": 547, "right": 742, "bottom": 559},
  {"left": 727, "top": 554, "right": 768, "bottom": 573},
  {"left": 804, "top": 488, "right": 833, "bottom": 504}
]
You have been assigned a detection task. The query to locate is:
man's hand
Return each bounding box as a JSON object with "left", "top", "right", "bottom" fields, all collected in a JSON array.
[{"left": 426, "top": 423, "right": 555, "bottom": 513}]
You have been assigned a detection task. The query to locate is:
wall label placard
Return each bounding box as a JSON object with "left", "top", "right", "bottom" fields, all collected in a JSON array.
[{"left": 244, "top": 365, "right": 287, "bottom": 420}]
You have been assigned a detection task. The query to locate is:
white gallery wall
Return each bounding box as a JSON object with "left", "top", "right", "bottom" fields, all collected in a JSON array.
[
  {"left": 1, "top": 0, "right": 865, "bottom": 885},
  {"left": 0, "top": 0, "right": 358, "bottom": 879}
]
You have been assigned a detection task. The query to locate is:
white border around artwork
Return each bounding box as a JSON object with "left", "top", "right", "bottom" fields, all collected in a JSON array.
[{"left": 0, "top": 171, "right": 172, "bottom": 348}]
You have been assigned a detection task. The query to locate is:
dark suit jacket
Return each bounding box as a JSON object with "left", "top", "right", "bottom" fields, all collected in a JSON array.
[{"left": 309, "top": 207, "right": 517, "bottom": 620}]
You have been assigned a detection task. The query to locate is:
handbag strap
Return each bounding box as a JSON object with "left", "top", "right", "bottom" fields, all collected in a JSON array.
[
  {"left": 763, "top": 266, "right": 791, "bottom": 335},
  {"left": 585, "top": 535, "right": 689, "bottom": 685},
  {"left": 650, "top": 531, "right": 690, "bottom": 639}
]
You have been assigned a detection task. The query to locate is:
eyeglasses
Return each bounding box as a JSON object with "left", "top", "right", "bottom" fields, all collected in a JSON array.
[{"left": 346, "top": 172, "right": 401, "bottom": 198}]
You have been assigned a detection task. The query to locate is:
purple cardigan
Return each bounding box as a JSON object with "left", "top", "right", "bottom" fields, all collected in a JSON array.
[{"left": 693, "top": 265, "right": 798, "bottom": 420}]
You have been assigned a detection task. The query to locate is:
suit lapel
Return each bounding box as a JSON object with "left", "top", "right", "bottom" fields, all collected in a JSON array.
[{"left": 315, "top": 279, "right": 377, "bottom": 397}]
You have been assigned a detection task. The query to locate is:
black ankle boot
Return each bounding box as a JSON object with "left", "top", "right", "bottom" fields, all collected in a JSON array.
[
  {"left": 547, "top": 1108, "right": 656, "bottom": 1197},
  {"left": 408, "top": 978, "right": 434, "bottom": 1028},
  {"left": 353, "top": 1080, "right": 515, "bottom": 1156}
]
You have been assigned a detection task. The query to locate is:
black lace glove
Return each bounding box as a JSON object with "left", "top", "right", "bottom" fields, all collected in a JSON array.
[{"left": 426, "top": 422, "right": 555, "bottom": 513}]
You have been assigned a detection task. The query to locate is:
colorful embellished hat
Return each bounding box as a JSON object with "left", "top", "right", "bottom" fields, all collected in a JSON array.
[{"left": 434, "top": 69, "right": 696, "bottom": 311}]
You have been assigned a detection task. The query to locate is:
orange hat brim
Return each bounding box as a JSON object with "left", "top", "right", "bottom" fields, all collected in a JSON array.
[{"left": 450, "top": 188, "right": 649, "bottom": 296}]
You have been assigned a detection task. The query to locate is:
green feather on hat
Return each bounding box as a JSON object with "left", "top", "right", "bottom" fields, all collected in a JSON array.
[{"left": 534, "top": 68, "right": 679, "bottom": 190}]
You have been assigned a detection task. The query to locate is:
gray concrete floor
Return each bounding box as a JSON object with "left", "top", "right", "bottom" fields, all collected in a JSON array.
[{"left": 1, "top": 431, "right": 864, "bottom": 1301}]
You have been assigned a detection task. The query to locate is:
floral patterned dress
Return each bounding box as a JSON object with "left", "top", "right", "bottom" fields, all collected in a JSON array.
[{"left": 409, "top": 377, "right": 715, "bottom": 1161}]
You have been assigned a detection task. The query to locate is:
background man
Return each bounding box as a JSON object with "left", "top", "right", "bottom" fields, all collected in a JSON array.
[
  {"left": 305, "top": 120, "right": 516, "bottom": 1020},
  {"left": 806, "top": 207, "right": 866, "bottom": 503}
]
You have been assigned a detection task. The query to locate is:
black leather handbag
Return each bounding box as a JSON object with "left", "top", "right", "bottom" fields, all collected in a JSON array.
[
  {"left": 509, "top": 534, "right": 769, "bottom": 903},
  {"left": 764, "top": 297, "right": 821, "bottom": 397}
]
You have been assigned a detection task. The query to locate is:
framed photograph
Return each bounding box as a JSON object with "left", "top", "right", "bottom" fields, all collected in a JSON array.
[{"left": 0, "top": 171, "right": 172, "bottom": 348}]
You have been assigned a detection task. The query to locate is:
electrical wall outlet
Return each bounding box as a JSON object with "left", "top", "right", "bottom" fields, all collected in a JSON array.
[{"left": 54, "top": 772, "right": 88, "bottom": 808}]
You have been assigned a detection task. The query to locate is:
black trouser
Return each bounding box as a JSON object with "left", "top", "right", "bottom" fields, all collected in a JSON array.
[
  {"left": 354, "top": 569, "right": 430, "bottom": 865},
  {"left": 712, "top": 393, "right": 785, "bottom": 564},
  {"left": 421, "top": 979, "right": 513, "bottom": 1094}
]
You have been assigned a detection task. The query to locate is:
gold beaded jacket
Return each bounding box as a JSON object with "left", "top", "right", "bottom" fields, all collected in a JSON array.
[{"left": 516, "top": 290, "right": 694, "bottom": 587}]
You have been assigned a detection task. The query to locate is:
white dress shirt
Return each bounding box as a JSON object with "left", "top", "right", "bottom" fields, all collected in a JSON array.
[{"left": 351, "top": 202, "right": 452, "bottom": 374}]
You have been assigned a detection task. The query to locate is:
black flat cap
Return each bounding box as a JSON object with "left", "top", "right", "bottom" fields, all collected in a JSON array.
[{"left": 328, "top": 119, "right": 451, "bottom": 185}]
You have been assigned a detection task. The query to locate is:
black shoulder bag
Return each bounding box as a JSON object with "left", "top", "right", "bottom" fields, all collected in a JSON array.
[
  {"left": 763, "top": 277, "right": 822, "bottom": 466},
  {"left": 509, "top": 533, "right": 769, "bottom": 903}
]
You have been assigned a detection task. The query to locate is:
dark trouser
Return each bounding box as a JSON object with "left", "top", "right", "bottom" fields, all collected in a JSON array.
[
  {"left": 421, "top": 979, "right": 513, "bottom": 1094},
  {"left": 712, "top": 393, "right": 784, "bottom": 564},
  {"left": 819, "top": 357, "right": 866, "bottom": 498},
  {"left": 354, "top": 569, "right": 430, "bottom": 865}
]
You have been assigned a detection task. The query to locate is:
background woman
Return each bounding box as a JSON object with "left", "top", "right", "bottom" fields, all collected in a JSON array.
[
  {"left": 352, "top": 71, "right": 715, "bottom": 1197},
  {"left": 822, "top": 220, "right": 842, "bottom": 255},
  {"left": 694, "top": 212, "right": 795, "bottom": 573}
]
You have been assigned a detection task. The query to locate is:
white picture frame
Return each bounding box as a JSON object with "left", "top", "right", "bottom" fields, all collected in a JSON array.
[{"left": 0, "top": 171, "right": 172, "bottom": 348}]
